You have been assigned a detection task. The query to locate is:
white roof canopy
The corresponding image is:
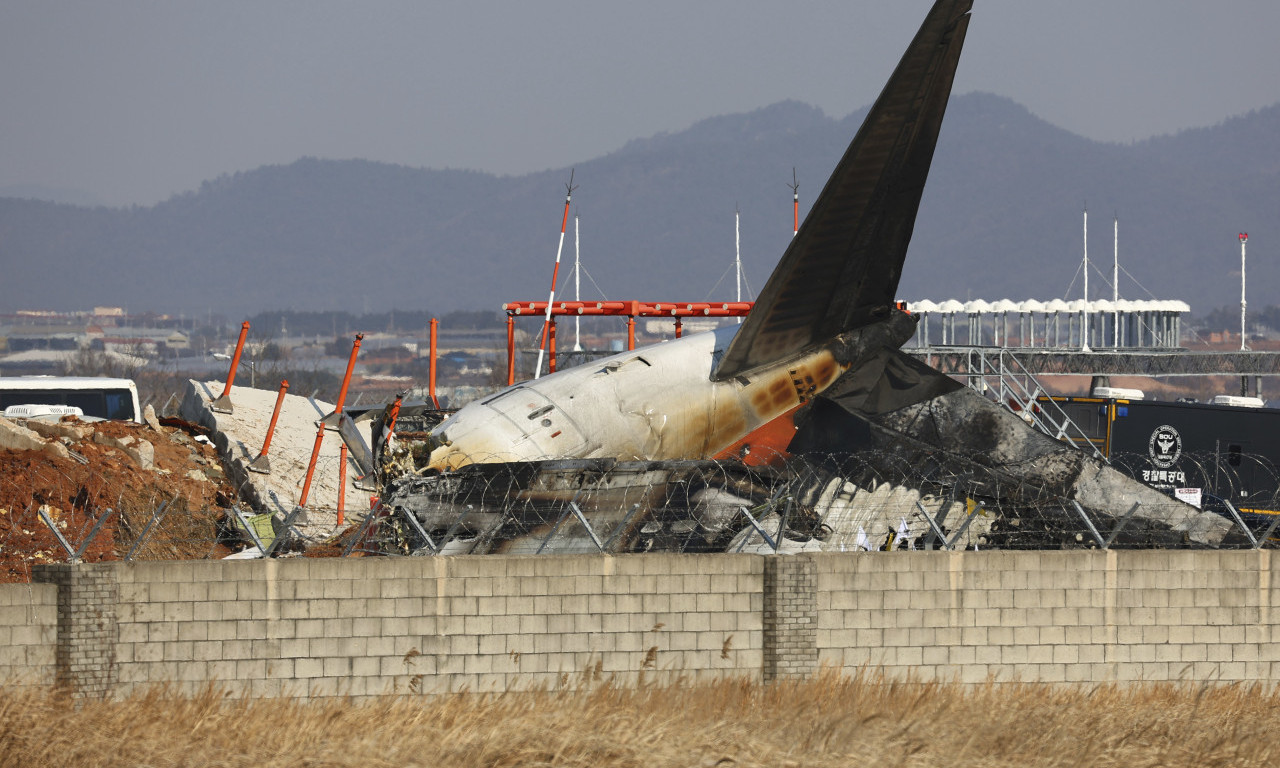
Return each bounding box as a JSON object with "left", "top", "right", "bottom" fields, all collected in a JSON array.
[{"left": 904, "top": 299, "right": 1190, "bottom": 313}]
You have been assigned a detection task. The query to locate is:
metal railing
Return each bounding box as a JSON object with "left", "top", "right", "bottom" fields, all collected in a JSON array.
[{"left": 962, "top": 348, "right": 1104, "bottom": 459}]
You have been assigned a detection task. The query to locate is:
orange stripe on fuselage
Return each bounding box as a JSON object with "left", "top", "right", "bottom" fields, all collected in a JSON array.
[{"left": 712, "top": 404, "right": 801, "bottom": 467}]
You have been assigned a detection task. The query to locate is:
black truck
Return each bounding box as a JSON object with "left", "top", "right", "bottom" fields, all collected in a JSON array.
[{"left": 1043, "top": 392, "right": 1280, "bottom": 519}]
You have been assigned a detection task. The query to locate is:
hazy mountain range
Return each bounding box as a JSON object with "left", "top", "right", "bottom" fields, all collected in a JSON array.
[{"left": 2, "top": 92, "right": 1276, "bottom": 321}]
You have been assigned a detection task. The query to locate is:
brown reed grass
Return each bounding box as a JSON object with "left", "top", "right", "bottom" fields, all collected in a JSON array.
[{"left": 1, "top": 669, "right": 1277, "bottom": 767}]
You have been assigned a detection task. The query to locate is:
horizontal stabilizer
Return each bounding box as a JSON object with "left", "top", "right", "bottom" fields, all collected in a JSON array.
[{"left": 714, "top": 0, "right": 971, "bottom": 381}]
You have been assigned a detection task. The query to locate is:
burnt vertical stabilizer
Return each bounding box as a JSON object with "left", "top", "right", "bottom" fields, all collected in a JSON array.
[{"left": 715, "top": 0, "right": 973, "bottom": 380}]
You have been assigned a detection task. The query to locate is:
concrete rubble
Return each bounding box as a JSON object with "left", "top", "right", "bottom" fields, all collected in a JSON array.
[
  {"left": 179, "top": 380, "right": 375, "bottom": 541},
  {"left": 0, "top": 416, "right": 70, "bottom": 461},
  {"left": 93, "top": 432, "right": 154, "bottom": 470}
]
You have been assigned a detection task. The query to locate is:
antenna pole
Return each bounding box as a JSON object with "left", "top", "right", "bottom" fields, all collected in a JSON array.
[
  {"left": 789, "top": 169, "right": 800, "bottom": 238},
  {"left": 1240, "top": 232, "right": 1249, "bottom": 351},
  {"left": 735, "top": 208, "right": 742, "bottom": 324},
  {"left": 1113, "top": 216, "right": 1119, "bottom": 347},
  {"left": 573, "top": 214, "right": 582, "bottom": 352},
  {"left": 535, "top": 170, "right": 576, "bottom": 378},
  {"left": 1082, "top": 207, "right": 1091, "bottom": 352}
]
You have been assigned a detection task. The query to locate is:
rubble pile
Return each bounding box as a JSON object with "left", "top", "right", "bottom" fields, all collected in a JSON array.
[
  {"left": 178, "top": 380, "right": 376, "bottom": 539},
  {"left": 0, "top": 409, "right": 237, "bottom": 582}
]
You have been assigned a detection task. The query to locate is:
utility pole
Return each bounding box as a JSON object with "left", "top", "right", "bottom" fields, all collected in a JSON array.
[
  {"left": 1240, "top": 232, "right": 1249, "bottom": 351},
  {"left": 735, "top": 208, "right": 742, "bottom": 324},
  {"left": 789, "top": 169, "right": 800, "bottom": 238},
  {"left": 1081, "top": 207, "right": 1091, "bottom": 353},
  {"left": 573, "top": 215, "right": 583, "bottom": 352},
  {"left": 1113, "top": 217, "right": 1119, "bottom": 347}
]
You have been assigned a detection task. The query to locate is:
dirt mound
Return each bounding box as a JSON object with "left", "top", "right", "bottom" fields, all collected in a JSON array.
[{"left": 0, "top": 415, "right": 239, "bottom": 582}]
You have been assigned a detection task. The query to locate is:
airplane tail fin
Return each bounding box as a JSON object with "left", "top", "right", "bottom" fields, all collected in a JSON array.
[{"left": 713, "top": 0, "right": 971, "bottom": 381}]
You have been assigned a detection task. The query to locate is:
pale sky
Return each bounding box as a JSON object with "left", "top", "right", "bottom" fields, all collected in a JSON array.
[{"left": 2, "top": 1, "right": 1278, "bottom": 207}]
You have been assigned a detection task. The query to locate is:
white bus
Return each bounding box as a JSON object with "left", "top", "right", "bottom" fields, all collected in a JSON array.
[{"left": 0, "top": 376, "right": 142, "bottom": 422}]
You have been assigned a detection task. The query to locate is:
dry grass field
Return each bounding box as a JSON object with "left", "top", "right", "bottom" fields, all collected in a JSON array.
[{"left": 1, "top": 669, "right": 1277, "bottom": 767}]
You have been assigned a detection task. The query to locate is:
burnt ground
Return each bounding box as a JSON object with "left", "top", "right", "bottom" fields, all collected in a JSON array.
[{"left": 0, "top": 416, "right": 240, "bottom": 583}]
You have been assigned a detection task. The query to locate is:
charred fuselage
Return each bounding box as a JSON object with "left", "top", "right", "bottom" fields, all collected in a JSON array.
[{"left": 365, "top": 0, "right": 1244, "bottom": 554}]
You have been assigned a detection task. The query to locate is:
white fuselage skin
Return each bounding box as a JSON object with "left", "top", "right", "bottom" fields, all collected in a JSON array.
[{"left": 427, "top": 326, "right": 847, "bottom": 471}]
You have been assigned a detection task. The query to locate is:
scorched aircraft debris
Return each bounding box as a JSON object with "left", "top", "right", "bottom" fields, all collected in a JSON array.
[{"left": 371, "top": 0, "right": 1237, "bottom": 555}]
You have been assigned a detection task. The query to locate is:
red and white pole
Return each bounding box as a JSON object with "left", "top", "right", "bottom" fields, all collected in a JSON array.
[{"left": 535, "top": 171, "right": 576, "bottom": 379}]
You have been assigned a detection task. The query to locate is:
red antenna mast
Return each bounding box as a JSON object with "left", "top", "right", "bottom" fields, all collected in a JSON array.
[{"left": 534, "top": 170, "right": 577, "bottom": 378}]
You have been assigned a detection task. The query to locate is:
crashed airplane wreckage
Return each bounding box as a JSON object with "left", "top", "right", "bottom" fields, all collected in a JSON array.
[{"left": 359, "top": 0, "right": 1240, "bottom": 556}]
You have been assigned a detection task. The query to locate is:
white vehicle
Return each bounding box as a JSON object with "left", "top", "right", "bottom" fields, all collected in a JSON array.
[
  {"left": 2, "top": 404, "right": 85, "bottom": 420},
  {"left": 0, "top": 376, "right": 142, "bottom": 422}
]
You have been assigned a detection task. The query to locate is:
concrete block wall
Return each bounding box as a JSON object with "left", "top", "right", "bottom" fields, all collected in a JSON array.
[
  {"left": 12, "top": 549, "right": 1280, "bottom": 698},
  {"left": 762, "top": 556, "right": 816, "bottom": 681},
  {"left": 32, "top": 564, "right": 118, "bottom": 696},
  {"left": 106, "top": 554, "right": 763, "bottom": 698},
  {"left": 814, "top": 549, "right": 1280, "bottom": 684},
  {"left": 0, "top": 583, "right": 57, "bottom": 686}
]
